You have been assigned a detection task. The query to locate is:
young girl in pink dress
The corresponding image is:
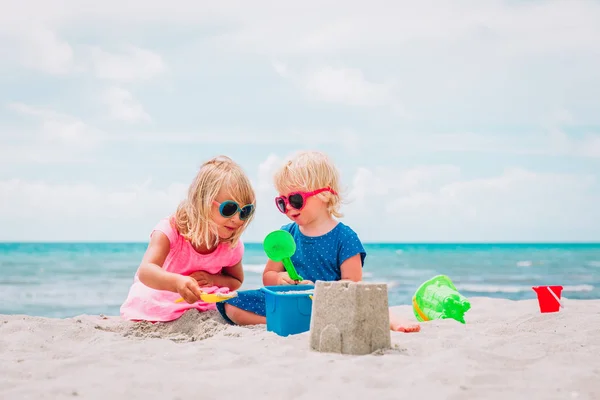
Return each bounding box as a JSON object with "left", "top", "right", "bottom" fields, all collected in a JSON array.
[{"left": 120, "top": 155, "right": 256, "bottom": 322}]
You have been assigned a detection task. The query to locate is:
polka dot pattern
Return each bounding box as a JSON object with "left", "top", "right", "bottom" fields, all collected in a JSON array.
[{"left": 216, "top": 222, "right": 367, "bottom": 323}]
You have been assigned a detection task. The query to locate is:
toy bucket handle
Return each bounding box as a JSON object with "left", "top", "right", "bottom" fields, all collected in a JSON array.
[{"left": 547, "top": 286, "right": 564, "bottom": 309}]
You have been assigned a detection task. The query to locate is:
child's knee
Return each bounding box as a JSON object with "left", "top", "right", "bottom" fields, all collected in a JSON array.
[
  {"left": 223, "top": 303, "right": 264, "bottom": 325},
  {"left": 224, "top": 303, "right": 250, "bottom": 325},
  {"left": 224, "top": 303, "right": 240, "bottom": 320}
]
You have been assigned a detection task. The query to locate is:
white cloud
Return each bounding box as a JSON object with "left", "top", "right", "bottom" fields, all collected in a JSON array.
[
  {"left": 272, "top": 61, "right": 289, "bottom": 78},
  {"left": 7, "top": 1, "right": 598, "bottom": 57},
  {"left": 16, "top": 27, "right": 75, "bottom": 75},
  {"left": 348, "top": 165, "right": 461, "bottom": 203},
  {"left": 0, "top": 15, "right": 76, "bottom": 74},
  {"left": 106, "top": 129, "right": 361, "bottom": 149},
  {"left": 1, "top": 0, "right": 598, "bottom": 130},
  {"left": 433, "top": 130, "right": 600, "bottom": 158},
  {"left": 88, "top": 46, "right": 166, "bottom": 82},
  {"left": 0, "top": 157, "right": 290, "bottom": 242},
  {"left": 200, "top": 1, "right": 600, "bottom": 57},
  {"left": 7, "top": 102, "right": 101, "bottom": 148},
  {"left": 96, "top": 125, "right": 600, "bottom": 159},
  {"left": 256, "top": 154, "right": 282, "bottom": 192},
  {"left": 0, "top": 178, "right": 188, "bottom": 241},
  {"left": 3, "top": 103, "right": 103, "bottom": 163},
  {"left": 343, "top": 129, "right": 600, "bottom": 159},
  {"left": 544, "top": 129, "right": 600, "bottom": 158},
  {"left": 1, "top": 151, "right": 599, "bottom": 242},
  {"left": 2, "top": 1, "right": 599, "bottom": 66},
  {"left": 344, "top": 165, "right": 600, "bottom": 241},
  {"left": 273, "top": 62, "right": 401, "bottom": 110},
  {"left": 297, "top": 66, "right": 393, "bottom": 107},
  {"left": 101, "top": 87, "right": 151, "bottom": 123}
]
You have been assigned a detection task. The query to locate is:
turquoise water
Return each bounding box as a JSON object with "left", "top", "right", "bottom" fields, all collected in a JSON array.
[{"left": 1, "top": 242, "right": 599, "bottom": 318}]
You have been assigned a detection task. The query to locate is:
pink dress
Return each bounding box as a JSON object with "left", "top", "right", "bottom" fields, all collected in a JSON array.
[{"left": 120, "top": 217, "right": 244, "bottom": 322}]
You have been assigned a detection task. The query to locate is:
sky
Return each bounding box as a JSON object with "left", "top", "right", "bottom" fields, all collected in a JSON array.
[{"left": 1, "top": 0, "right": 600, "bottom": 243}]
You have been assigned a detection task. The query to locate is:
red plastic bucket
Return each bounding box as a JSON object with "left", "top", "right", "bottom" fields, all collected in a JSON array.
[{"left": 532, "top": 285, "right": 563, "bottom": 313}]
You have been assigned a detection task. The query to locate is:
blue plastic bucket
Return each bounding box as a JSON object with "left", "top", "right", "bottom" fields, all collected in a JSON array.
[{"left": 260, "top": 285, "right": 315, "bottom": 336}]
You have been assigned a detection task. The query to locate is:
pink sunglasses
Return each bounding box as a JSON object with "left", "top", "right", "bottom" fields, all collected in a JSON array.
[{"left": 275, "top": 187, "right": 337, "bottom": 213}]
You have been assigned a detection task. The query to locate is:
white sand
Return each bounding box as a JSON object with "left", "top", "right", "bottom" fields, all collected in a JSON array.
[{"left": 1, "top": 297, "right": 599, "bottom": 400}]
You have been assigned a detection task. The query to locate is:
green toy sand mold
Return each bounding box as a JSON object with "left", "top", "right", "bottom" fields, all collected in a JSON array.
[
  {"left": 263, "top": 230, "right": 304, "bottom": 282},
  {"left": 412, "top": 275, "right": 471, "bottom": 324}
]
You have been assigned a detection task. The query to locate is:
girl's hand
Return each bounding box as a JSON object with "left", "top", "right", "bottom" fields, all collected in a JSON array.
[
  {"left": 276, "top": 272, "right": 296, "bottom": 285},
  {"left": 190, "top": 271, "right": 214, "bottom": 287},
  {"left": 175, "top": 275, "right": 204, "bottom": 304},
  {"left": 276, "top": 272, "right": 313, "bottom": 285}
]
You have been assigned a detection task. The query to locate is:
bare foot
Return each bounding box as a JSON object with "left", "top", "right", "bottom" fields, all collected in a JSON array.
[
  {"left": 389, "top": 312, "right": 421, "bottom": 333},
  {"left": 390, "top": 320, "right": 421, "bottom": 332}
]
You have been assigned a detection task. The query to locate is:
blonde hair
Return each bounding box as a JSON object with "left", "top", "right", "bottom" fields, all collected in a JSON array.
[
  {"left": 173, "top": 155, "right": 256, "bottom": 249},
  {"left": 274, "top": 150, "right": 343, "bottom": 218}
]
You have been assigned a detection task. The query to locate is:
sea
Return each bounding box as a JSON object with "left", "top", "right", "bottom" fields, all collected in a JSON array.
[{"left": 1, "top": 242, "right": 599, "bottom": 318}]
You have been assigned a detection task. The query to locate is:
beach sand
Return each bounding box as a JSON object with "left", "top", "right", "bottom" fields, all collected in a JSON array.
[{"left": 1, "top": 297, "right": 599, "bottom": 400}]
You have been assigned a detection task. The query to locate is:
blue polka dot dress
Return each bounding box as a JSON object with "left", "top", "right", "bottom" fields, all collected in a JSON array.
[{"left": 216, "top": 222, "right": 367, "bottom": 324}]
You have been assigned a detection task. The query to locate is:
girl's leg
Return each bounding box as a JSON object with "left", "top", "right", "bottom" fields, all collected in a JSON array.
[
  {"left": 389, "top": 310, "right": 420, "bottom": 333},
  {"left": 224, "top": 303, "right": 266, "bottom": 325}
]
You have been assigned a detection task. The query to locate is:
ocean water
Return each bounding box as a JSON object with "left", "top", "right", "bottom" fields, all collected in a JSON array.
[{"left": 1, "top": 242, "right": 599, "bottom": 318}]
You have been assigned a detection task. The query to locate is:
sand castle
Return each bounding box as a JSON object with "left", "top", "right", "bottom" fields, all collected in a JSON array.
[{"left": 309, "top": 280, "right": 391, "bottom": 355}]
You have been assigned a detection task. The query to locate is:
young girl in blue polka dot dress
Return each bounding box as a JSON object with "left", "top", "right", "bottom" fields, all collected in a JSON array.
[{"left": 216, "top": 151, "right": 420, "bottom": 333}]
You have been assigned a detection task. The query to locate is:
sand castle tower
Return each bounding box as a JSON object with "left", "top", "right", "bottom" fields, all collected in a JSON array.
[{"left": 309, "top": 281, "right": 391, "bottom": 355}]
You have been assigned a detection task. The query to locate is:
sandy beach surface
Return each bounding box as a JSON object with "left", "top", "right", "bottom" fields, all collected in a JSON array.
[{"left": 1, "top": 297, "right": 599, "bottom": 400}]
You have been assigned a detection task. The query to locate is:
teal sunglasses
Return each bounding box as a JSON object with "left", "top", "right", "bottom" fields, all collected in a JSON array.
[{"left": 214, "top": 200, "right": 255, "bottom": 220}]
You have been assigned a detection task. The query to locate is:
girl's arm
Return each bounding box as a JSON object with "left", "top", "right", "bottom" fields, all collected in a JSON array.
[
  {"left": 137, "top": 232, "right": 204, "bottom": 303},
  {"left": 198, "top": 261, "right": 244, "bottom": 291},
  {"left": 340, "top": 254, "right": 363, "bottom": 282},
  {"left": 263, "top": 259, "right": 295, "bottom": 285},
  {"left": 137, "top": 232, "right": 181, "bottom": 291}
]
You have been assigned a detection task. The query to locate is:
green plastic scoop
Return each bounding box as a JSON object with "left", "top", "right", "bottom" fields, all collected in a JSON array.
[{"left": 263, "top": 230, "right": 303, "bottom": 282}]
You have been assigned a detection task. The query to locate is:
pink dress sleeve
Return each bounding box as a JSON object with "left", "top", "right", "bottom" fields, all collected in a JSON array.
[{"left": 151, "top": 217, "right": 179, "bottom": 248}]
